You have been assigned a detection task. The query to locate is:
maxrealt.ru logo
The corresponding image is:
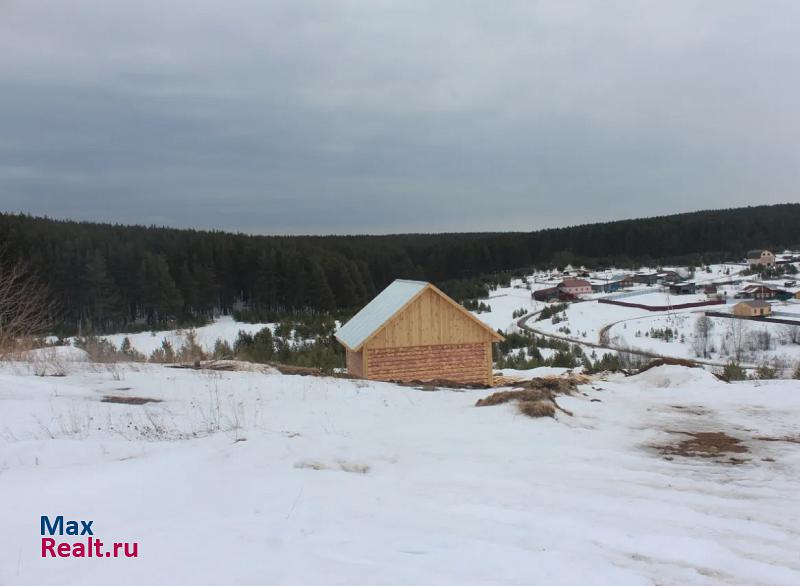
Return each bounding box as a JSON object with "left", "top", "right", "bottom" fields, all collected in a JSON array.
[{"left": 40, "top": 516, "right": 139, "bottom": 558}]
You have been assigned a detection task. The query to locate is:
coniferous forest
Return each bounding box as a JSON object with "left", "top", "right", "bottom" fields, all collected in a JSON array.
[{"left": 1, "top": 203, "right": 798, "bottom": 334}]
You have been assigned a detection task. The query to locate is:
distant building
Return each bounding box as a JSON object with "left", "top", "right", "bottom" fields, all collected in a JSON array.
[
  {"left": 533, "top": 287, "right": 568, "bottom": 302},
  {"left": 741, "top": 284, "right": 780, "bottom": 300},
  {"left": 732, "top": 300, "right": 772, "bottom": 318},
  {"left": 746, "top": 250, "right": 775, "bottom": 268},
  {"left": 668, "top": 282, "right": 696, "bottom": 295},
  {"left": 632, "top": 273, "right": 659, "bottom": 286},
  {"left": 558, "top": 278, "right": 592, "bottom": 297},
  {"left": 590, "top": 280, "right": 621, "bottom": 293},
  {"left": 618, "top": 275, "right": 635, "bottom": 289},
  {"left": 658, "top": 270, "right": 683, "bottom": 284}
]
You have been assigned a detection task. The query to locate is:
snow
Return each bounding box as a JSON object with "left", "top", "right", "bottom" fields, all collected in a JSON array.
[
  {"left": 1, "top": 361, "right": 799, "bottom": 585},
  {"left": 472, "top": 283, "right": 542, "bottom": 332},
  {"left": 90, "top": 316, "right": 274, "bottom": 357},
  {"left": 496, "top": 366, "right": 574, "bottom": 379},
  {"left": 622, "top": 364, "right": 722, "bottom": 388},
  {"left": 606, "top": 312, "right": 800, "bottom": 367},
  {"left": 613, "top": 292, "right": 711, "bottom": 306}
]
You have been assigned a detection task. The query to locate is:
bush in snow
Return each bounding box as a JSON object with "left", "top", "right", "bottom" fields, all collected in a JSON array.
[
  {"left": 176, "top": 330, "right": 206, "bottom": 363},
  {"left": 720, "top": 361, "right": 747, "bottom": 382},
  {"left": 149, "top": 339, "right": 176, "bottom": 363}
]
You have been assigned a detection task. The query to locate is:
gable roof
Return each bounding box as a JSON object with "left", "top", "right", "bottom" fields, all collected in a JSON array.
[
  {"left": 559, "top": 278, "right": 590, "bottom": 288},
  {"left": 335, "top": 279, "right": 503, "bottom": 351},
  {"left": 747, "top": 249, "right": 770, "bottom": 258},
  {"left": 738, "top": 299, "right": 770, "bottom": 308}
]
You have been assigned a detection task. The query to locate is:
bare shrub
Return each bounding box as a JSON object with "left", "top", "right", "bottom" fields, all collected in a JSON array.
[
  {"left": 692, "top": 316, "right": 714, "bottom": 358},
  {"left": 119, "top": 337, "right": 146, "bottom": 362},
  {"left": 149, "top": 339, "right": 176, "bottom": 363},
  {"left": 176, "top": 330, "right": 206, "bottom": 363},
  {"left": 29, "top": 347, "right": 68, "bottom": 377},
  {"left": 73, "top": 336, "right": 121, "bottom": 362},
  {"left": 726, "top": 319, "right": 748, "bottom": 362},
  {"left": 0, "top": 254, "right": 53, "bottom": 358},
  {"left": 783, "top": 325, "right": 800, "bottom": 345},
  {"left": 617, "top": 348, "right": 650, "bottom": 371}
]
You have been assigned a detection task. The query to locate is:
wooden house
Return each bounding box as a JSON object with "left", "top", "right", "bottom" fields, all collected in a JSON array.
[
  {"left": 668, "top": 282, "right": 696, "bottom": 295},
  {"left": 336, "top": 280, "right": 504, "bottom": 385},
  {"left": 633, "top": 272, "right": 659, "bottom": 286},
  {"left": 732, "top": 300, "right": 772, "bottom": 317},
  {"left": 747, "top": 249, "right": 775, "bottom": 268}
]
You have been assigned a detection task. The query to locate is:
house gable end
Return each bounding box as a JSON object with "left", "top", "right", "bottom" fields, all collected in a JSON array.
[{"left": 364, "top": 285, "right": 503, "bottom": 350}]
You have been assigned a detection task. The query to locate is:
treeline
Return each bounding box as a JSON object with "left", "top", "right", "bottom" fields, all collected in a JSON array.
[{"left": 1, "top": 203, "right": 798, "bottom": 334}]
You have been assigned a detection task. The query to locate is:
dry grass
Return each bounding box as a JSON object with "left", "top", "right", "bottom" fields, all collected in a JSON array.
[
  {"left": 637, "top": 357, "right": 700, "bottom": 373},
  {"left": 518, "top": 400, "right": 556, "bottom": 418},
  {"left": 476, "top": 389, "right": 549, "bottom": 406},
  {"left": 476, "top": 375, "right": 583, "bottom": 419}
]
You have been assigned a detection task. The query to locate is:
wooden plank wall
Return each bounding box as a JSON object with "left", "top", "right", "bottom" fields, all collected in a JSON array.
[
  {"left": 365, "top": 288, "right": 495, "bottom": 349},
  {"left": 366, "top": 342, "right": 488, "bottom": 384}
]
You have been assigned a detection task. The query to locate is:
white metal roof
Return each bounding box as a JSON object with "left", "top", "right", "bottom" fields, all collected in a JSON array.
[{"left": 335, "top": 279, "right": 428, "bottom": 350}]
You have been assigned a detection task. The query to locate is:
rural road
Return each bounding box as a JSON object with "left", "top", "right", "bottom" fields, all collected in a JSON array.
[{"left": 516, "top": 309, "right": 742, "bottom": 369}]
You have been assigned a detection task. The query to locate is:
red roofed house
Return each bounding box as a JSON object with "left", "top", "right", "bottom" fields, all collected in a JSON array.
[{"left": 558, "top": 278, "right": 592, "bottom": 297}]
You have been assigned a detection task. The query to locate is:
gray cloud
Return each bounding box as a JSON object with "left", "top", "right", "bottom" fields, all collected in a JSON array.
[{"left": 1, "top": 0, "right": 799, "bottom": 234}]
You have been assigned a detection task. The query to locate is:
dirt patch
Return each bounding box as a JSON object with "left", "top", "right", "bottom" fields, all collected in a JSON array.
[
  {"left": 658, "top": 430, "right": 748, "bottom": 462},
  {"left": 101, "top": 395, "right": 163, "bottom": 405}
]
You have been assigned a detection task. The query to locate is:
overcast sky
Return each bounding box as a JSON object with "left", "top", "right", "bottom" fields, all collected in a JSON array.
[{"left": 1, "top": 1, "right": 798, "bottom": 234}]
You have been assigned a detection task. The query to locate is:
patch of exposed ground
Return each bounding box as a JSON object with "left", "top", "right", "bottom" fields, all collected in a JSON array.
[
  {"left": 101, "top": 395, "right": 163, "bottom": 405},
  {"left": 476, "top": 376, "right": 582, "bottom": 418},
  {"left": 658, "top": 430, "right": 749, "bottom": 464}
]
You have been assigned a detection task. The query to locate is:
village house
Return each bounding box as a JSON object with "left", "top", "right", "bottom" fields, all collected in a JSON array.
[
  {"left": 658, "top": 270, "right": 683, "bottom": 284},
  {"left": 747, "top": 249, "right": 775, "bottom": 268},
  {"left": 533, "top": 286, "right": 560, "bottom": 302},
  {"left": 557, "top": 278, "right": 592, "bottom": 297},
  {"left": 668, "top": 282, "right": 696, "bottom": 295},
  {"left": 590, "top": 280, "right": 621, "bottom": 293},
  {"left": 732, "top": 300, "right": 772, "bottom": 318},
  {"left": 336, "top": 279, "right": 503, "bottom": 386},
  {"left": 632, "top": 272, "right": 659, "bottom": 286},
  {"left": 618, "top": 275, "right": 635, "bottom": 289},
  {"left": 740, "top": 284, "right": 780, "bottom": 300}
]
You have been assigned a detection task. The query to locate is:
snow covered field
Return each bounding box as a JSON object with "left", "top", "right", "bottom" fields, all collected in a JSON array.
[
  {"left": 1, "top": 361, "right": 799, "bottom": 585},
  {"left": 530, "top": 299, "right": 701, "bottom": 343},
  {"left": 605, "top": 312, "right": 800, "bottom": 367},
  {"left": 475, "top": 283, "right": 542, "bottom": 332}
]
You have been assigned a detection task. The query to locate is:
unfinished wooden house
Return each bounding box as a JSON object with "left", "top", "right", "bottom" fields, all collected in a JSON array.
[{"left": 335, "top": 280, "right": 504, "bottom": 385}]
